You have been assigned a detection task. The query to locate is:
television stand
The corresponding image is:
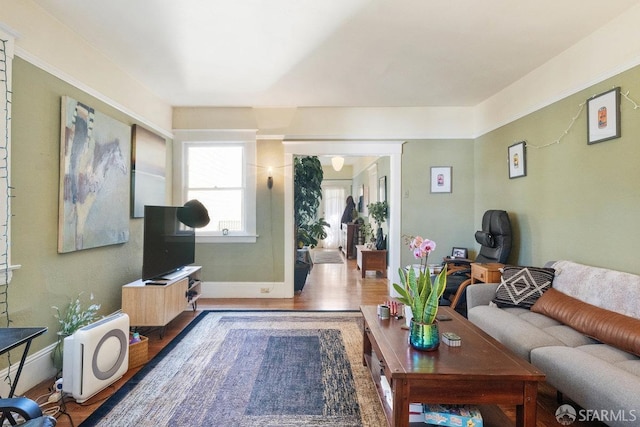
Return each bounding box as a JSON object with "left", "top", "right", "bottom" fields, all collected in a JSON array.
[{"left": 122, "top": 266, "right": 202, "bottom": 334}]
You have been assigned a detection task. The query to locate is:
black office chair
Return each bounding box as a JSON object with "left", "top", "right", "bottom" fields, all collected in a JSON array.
[
  {"left": 0, "top": 397, "right": 57, "bottom": 426},
  {"left": 443, "top": 210, "right": 512, "bottom": 312}
]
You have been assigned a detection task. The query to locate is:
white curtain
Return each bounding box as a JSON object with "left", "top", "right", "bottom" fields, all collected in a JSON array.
[{"left": 321, "top": 186, "right": 346, "bottom": 249}]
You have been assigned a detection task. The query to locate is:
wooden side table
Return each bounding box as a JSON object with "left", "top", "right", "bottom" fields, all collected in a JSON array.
[
  {"left": 470, "top": 262, "right": 504, "bottom": 284},
  {"left": 356, "top": 245, "right": 387, "bottom": 278}
]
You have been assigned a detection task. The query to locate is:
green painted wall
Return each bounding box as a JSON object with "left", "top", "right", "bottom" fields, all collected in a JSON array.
[
  {"left": 9, "top": 58, "right": 151, "bottom": 356},
  {"left": 400, "top": 140, "right": 475, "bottom": 268},
  {"left": 8, "top": 59, "right": 285, "bottom": 358},
  {"left": 349, "top": 157, "right": 392, "bottom": 239},
  {"left": 192, "top": 139, "right": 285, "bottom": 282},
  {"left": 475, "top": 65, "right": 640, "bottom": 273}
]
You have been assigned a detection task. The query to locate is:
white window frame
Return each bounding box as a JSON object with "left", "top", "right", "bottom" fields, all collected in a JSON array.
[
  {"left": 0, "top": 28, "right": 18, "bottom": 283},
  {"left": 173, "top": 130, "right": 257, "bottom": 243}
]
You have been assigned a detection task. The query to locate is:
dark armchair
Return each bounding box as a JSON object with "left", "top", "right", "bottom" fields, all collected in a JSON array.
[
  {"left": 443, "top": 210, "right": 512, "bottom": 311},
  {"left": 0, "top": 397, "right": 57, "bottom": 426}
]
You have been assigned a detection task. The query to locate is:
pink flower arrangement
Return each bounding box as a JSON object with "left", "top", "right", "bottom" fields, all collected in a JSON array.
[
  {"left": 408, "top": 236, "right": 436, "bottom": 261},
  {"left": 394, "top": 235, "right": 448, "bottom": 324}
]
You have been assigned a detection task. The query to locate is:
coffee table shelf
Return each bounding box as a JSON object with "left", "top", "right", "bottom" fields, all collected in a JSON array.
[{"left": 361, "top": 305, "right": 544, "bottom": 427}]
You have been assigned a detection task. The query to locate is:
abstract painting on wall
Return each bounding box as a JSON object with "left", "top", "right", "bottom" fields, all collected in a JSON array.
[
  {"left": 58, "top": 96, "right": 131, "bottom": 253},
  {"left": 131, "top": 124, "right": 166, "bottom": 218}
]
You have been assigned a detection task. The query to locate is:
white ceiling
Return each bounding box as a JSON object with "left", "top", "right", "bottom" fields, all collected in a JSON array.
[{"left": 33, "top": 0, "right": 640, "bottom": 108}]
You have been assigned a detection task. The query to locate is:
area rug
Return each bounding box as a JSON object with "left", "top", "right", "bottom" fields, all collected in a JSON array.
[
  {"left": 311, "top": 250, "right": 344, "bottom": 264},
  {"left": 80, "top": 311, "right": 386, "bottom": 427}
]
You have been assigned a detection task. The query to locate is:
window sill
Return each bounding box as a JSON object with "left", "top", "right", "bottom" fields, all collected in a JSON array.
[{"left": 196, "top": 235, "right": 258, "bottom": 244}]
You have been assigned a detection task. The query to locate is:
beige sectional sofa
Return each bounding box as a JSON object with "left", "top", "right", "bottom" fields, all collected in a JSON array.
[{"left": 467, "top": 260, "right": 640, "bottom": 427}]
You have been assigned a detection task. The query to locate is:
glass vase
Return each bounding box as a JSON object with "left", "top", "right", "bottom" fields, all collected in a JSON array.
[{"left": 409, "top": 319, "right": 440, "bottom": 351}]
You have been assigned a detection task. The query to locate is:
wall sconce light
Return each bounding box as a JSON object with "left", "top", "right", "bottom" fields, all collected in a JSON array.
[
  {"left": 267, "top": 167, "right": 273, "bottom": 189},
  {"left": 331, "top": 156, "right": 345, "bottom": 172}
]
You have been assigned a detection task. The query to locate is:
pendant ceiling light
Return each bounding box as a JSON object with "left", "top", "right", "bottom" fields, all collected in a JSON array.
[{"left": 331, "top": 156, "right": 345, "bottom": 171}]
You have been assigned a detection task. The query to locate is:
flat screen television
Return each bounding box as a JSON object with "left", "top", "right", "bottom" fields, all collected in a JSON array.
[{"left": 142, "top": 205, "right": 195, "bottom": 281}]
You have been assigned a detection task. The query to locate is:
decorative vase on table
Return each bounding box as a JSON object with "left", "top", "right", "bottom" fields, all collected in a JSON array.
[
  {"left": 375, "top": 227, "right": 385, "bottom": 250},
  {"left": 409, "top": 319, "right": 440, "bottom": 351}
]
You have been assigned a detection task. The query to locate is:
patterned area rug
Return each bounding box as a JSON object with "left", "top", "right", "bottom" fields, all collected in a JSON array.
[
  {"left": 81, "top": 311, "right": 386, "bottom": 427},
  {"left": 311, "top": 250, "right": 344, "bottom": 264}
]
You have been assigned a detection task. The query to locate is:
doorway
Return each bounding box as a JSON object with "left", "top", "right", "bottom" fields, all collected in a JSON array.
[{"left": 283, "top": 140, "right": 404, "bottom": 298}]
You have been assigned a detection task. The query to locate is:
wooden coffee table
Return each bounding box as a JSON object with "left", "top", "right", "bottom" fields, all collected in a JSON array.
[{"left": 361, "top": 305, "right": 545, "bottom": 427}]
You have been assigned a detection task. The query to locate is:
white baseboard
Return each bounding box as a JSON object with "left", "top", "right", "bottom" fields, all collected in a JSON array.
[
  {"left": 200, "top": 281, "right": 290, "bottom": 299},
  {"left": 0, "top": 342, "right": 58, "bottom": 397}
]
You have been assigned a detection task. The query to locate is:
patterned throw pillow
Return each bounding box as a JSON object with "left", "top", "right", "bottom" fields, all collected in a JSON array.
[{"left": 493, "top": 266, "right": 555, "bottom": 308}]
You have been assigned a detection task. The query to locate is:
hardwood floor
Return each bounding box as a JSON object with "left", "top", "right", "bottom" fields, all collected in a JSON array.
[{"left": 24, "top": 251, "right": 605, "bottom": 426}]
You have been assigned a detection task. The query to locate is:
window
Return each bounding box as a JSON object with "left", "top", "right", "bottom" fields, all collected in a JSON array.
[{"left": 176, "top": 131, "right": 256, "bottom": 243}]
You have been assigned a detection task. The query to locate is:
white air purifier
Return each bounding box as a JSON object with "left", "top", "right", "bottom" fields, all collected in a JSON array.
[{"left": 62, "top": 312, "right": 129, "bottom": 403}]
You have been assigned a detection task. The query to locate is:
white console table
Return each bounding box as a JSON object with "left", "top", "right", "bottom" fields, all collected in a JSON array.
[{"left": 121, "top": 266, "right": 202, "bottom": 329}]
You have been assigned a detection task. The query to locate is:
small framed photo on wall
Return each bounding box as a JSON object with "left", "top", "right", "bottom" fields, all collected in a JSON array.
[
  {"left": 430, "top": 166, "right": 452, "bottom": 193},
  {"left": 587, "top": 87, "right": 621, "bottom": 145},
  {"left": 508, "top": 141, "right": 527, "bottom": 179}
]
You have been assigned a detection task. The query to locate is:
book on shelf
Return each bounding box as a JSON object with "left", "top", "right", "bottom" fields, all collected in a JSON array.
[{"left": 423, "top": 404, "right": 483, "bottom": 427}]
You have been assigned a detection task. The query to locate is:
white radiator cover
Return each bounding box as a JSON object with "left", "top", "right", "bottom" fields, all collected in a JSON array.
[{"left": 62, "top": 313, "right": 129, "bottom": 403}]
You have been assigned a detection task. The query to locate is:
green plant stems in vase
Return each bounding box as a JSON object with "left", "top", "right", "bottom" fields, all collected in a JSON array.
[
  {"left": 393, "top": 236, "right": 447, "bottom": 351},
  {"left": 51, "top": 292, "right": 101, "bottom": 369}
]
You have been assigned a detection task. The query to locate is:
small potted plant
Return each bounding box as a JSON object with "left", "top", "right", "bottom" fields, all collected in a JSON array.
[
  {"left": 393, "top": 236, "right": 447, "bottom": 351},
  {"left": 359, "top": 222, "right": 375, "bottom": 248},
  {"left": 51, "top": 292, "right": 101, "bottom": 369},
  {"left": 367, "top": 201, "right": 388, "bottom": 250}
]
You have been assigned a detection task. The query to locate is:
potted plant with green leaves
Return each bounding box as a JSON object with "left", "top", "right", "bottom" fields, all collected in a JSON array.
[
  {"left": 393, "top": 236, "right": 447, "bottom": 351},
  {"left": 367, "top": 201, "right": 388, "bottom": 250},
  {"left": 359, "top": 222, "right": 374, "bottom": 248},
  {"left": 294, "top": 156, "right": 328, "bottom": 290},
  {"left": 296, "top": 217, "right": 330, "bottom": 247},
  {"left": 51, "top": 292, "right": 101, "bottom": 369}
]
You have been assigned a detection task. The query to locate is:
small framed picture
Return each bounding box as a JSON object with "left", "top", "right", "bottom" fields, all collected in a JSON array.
[
  {"left": 451, "top": 247, "right": 468, "bottom": 259},
  {"left": 430, "top": 166, "right": 452, "bottom": 193},
  {"left": 587, "top": 87, "right": 621, "bottom": 145},
  {"left": 508, "top": 141, "right": 526, "bottom": 179}
]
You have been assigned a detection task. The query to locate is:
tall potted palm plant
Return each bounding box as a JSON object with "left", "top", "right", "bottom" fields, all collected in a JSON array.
[{"left": 294, "top": 156, "right": 327, "bottom": 290}]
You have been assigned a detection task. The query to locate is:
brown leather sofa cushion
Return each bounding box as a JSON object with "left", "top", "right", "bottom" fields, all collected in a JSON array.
[{"left": 531, "top": 288, "right": 640, "bottom": 357}]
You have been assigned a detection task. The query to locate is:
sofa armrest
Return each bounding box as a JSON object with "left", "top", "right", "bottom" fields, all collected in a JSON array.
[{"left": 466, "top": 283, "right": 499, "bottom": 309}]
